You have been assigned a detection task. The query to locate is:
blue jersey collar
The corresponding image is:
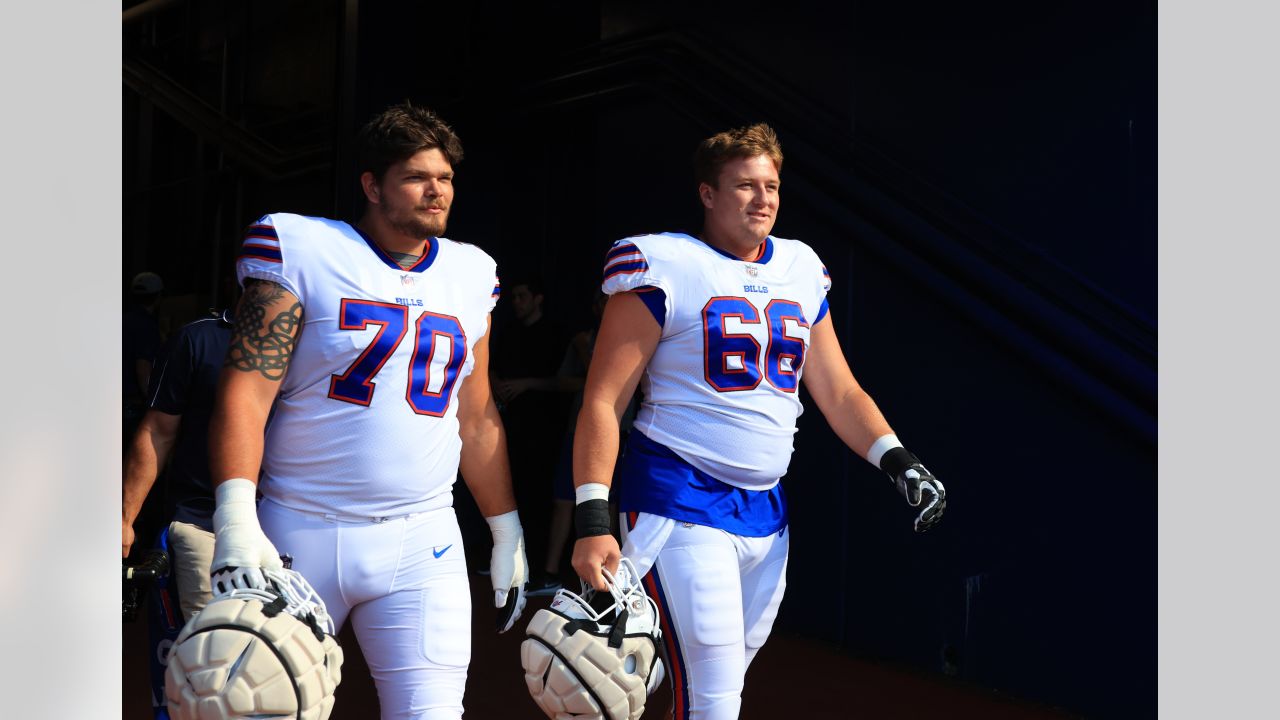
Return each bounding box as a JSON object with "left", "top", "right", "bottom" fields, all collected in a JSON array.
[
  {"left": 689, "top": 233, "right": 774, "bottom": 264},
  {"left": 350, "top": 222, "right": 440, "bottom": 273}
]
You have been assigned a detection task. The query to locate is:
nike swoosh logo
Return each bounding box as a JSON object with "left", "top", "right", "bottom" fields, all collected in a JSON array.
[{"left": 433, "top": 544, "right": 453, "bottom": 559}]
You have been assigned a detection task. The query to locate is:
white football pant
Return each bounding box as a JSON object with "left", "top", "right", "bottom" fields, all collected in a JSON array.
[
  {"left": 622, "top": 512, "right": 788, "bottom": 720},
  {"left": 259, "top": 498, "right": 471, "bottom": 720}
]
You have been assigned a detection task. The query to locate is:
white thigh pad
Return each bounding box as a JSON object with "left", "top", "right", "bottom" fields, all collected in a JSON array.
[
  {"left": 685, "top": 559, "right": 745, "bottom": 647},
  {"left": 419, "top": 585, "right": 472, "bottom": 668}
]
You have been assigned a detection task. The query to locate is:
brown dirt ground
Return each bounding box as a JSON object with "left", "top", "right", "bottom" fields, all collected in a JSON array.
[{"left": 123, "top": 571, "right": 1078, "bottom": 719}]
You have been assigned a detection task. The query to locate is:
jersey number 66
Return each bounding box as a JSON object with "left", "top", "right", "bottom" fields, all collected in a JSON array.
[{"left": 703, "top": 296, "right": 808, "bottom": 393}]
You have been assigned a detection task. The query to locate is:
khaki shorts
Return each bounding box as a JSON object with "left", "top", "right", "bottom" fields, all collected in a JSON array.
[{"left": 167, "top": 521, "right": 214, "bottom": 622}]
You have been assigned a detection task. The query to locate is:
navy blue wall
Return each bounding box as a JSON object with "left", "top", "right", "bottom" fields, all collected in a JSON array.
[{"left": 348, "top": 1, "right": 1156, "bottom": 716}]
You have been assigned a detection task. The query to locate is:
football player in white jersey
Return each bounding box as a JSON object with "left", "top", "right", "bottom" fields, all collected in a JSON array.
[
  {"left": 570, "top": 123, "right": 946, "bottom": 719},
  {"left": 208, "top": 102, "right": 528, "bottom": 720}
]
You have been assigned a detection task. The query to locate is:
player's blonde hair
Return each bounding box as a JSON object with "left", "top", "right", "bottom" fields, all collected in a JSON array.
[{"left": 693, "top": 123, "right": 783, "bottom": 188}]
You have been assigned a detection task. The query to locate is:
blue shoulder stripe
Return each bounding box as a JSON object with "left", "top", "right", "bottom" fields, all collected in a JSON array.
[
  {"left": 246, "top": 224, "right": 278, "bottom": 239},
  {"left": 603, "top": 259, "right": 649, "bottom": 281},
  {"left": 605, "top": 242, "right": 641, "bottom": 262},
  {"left": 239, "top": 247, "right": 282, "bottom": 262}
]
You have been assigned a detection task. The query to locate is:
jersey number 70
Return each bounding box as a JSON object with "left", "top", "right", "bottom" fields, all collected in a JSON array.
[
  {"left": 328, "top": 299, "right": 467, "bottom": 416},
  {"left": 703, "top": 297, "right": 808, "bottom": 393}
]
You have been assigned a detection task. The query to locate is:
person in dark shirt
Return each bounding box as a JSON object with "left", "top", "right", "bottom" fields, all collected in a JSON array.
[
  {"left": 122, "top": 308, "right": 232, "bottom": 620},
  {"left": 123, "top": 271, "right": 165, "bottom": 443},
  {"left": 491, "top": 277, "right": 571, "bottom": 405},
  {"left": 490, "top": 276, "right": 573, "bottom": 595},
  {"left": 543, "top": 290, "right": 638, "bottom": 589}
]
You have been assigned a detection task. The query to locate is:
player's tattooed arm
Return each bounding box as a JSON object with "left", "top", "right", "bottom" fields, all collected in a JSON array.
[{"left": 225, "top": 279, "right": 303, "bottom": 380}]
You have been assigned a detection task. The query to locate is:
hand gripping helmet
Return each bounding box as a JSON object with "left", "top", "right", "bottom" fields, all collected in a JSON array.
[
  {"left": 165, "top": 567, "right": 344, "bottom": 720},
  {"left": 521, "top": 558, "right": 665, "bottom": 720}
]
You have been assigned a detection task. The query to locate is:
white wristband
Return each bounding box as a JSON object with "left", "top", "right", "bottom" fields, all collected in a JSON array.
[
  {"left": 575, "top": 482, "right": 610, "bottom": 505},
  {"left": 866, "top": 434, "right": 903, "bottom": 469}
]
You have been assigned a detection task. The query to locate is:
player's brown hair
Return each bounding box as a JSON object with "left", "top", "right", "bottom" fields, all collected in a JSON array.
[
  {"left": 693, "top": 123, "right": 783, "bottom": 188},
  {"left": 356, "top": 101, "right": 464, "bottom": 180}
]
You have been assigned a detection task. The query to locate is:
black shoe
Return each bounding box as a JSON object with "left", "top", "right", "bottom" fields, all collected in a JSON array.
[{"left": 525, "top": 573, "right": 563, "bottom": 598}]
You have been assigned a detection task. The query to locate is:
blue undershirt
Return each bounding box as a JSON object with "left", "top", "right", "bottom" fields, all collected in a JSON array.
[{"left": 617, "top": 430, "right": 788, "bottom": 537}]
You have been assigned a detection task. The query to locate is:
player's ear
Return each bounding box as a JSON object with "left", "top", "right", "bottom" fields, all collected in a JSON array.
[
  {"left": 360, "top": 171, "right": 381, "bottom": 204},
  {"left": 698, "top": 182, "right": 714, "bottom": 209}
]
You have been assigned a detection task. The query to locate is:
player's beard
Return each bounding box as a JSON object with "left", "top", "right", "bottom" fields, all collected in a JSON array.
[{"left": 382, "top": 201, "right": 449, "bottom": 239}]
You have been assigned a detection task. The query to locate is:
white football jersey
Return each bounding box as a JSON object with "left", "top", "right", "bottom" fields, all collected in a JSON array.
[
  {"left": 602, "top": 232, "right": 830, "bottom": 490},
  {"left": 237, "top": 213, "right": 500, "bottom": 517}
]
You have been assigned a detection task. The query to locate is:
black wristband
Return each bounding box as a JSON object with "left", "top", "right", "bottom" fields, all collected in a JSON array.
[
  {"left": 879, "top": 446, "right": 921, "bottom": 478},
  {"left": 574, "top": 499, "right": 613, "bottom": 538}
]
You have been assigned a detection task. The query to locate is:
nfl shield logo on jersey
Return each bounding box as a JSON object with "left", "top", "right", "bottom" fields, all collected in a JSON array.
[{"left": 401, "top": 274, "right": 416, "bottom": 287}]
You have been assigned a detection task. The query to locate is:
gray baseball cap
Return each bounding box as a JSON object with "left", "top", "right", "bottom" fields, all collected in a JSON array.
[{"left": 131, "top": 271, "right": 164, "bottom": 294}]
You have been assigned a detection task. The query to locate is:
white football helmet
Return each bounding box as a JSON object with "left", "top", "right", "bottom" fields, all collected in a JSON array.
[
  {"left": 521, "top": 558, "right": 665, "bottom": 720},
  {"left": 165, "top": 567, "right": 344, "bottom": 720}
]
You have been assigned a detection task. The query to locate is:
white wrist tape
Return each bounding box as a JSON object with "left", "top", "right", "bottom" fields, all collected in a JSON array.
[
  {"left": 486, "top": 510, "right": 528, "bottom": 617},
  {"left": 211, "top": 478, "right": 282, "bottom": 594},
  {"left": 866, "top": 434, "right": 903, "bottom": 469},
  {"left": 575, "top": 482, "right": 611, "bottom": 505},
  {"left": 214, "top": 478, "right": 259, "bottom": 530},
  {"left": 486, "top": 510, "right": 523, "bottom": 540}
]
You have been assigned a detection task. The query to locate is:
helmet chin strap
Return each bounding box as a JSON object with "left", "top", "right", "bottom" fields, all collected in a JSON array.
[
  {"left": 606, "top": 607, "right": 630, "bottom": 649},
  {"left": 220, "top": 566, "right": 336, "bottom": 636}
]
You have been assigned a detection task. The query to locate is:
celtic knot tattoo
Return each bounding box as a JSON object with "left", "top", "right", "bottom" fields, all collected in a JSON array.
[{"left": 225, "top": 280, "right": 302, "bottom": 380}]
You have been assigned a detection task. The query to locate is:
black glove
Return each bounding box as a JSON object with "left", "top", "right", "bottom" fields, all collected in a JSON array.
[{"left": 880, "top": 447, "right": 946, "bottom": 532}]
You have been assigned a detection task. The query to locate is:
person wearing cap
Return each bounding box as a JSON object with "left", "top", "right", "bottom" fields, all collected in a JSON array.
[{"left": 123, "top": 271, "right": 165, "bottom": 441}]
